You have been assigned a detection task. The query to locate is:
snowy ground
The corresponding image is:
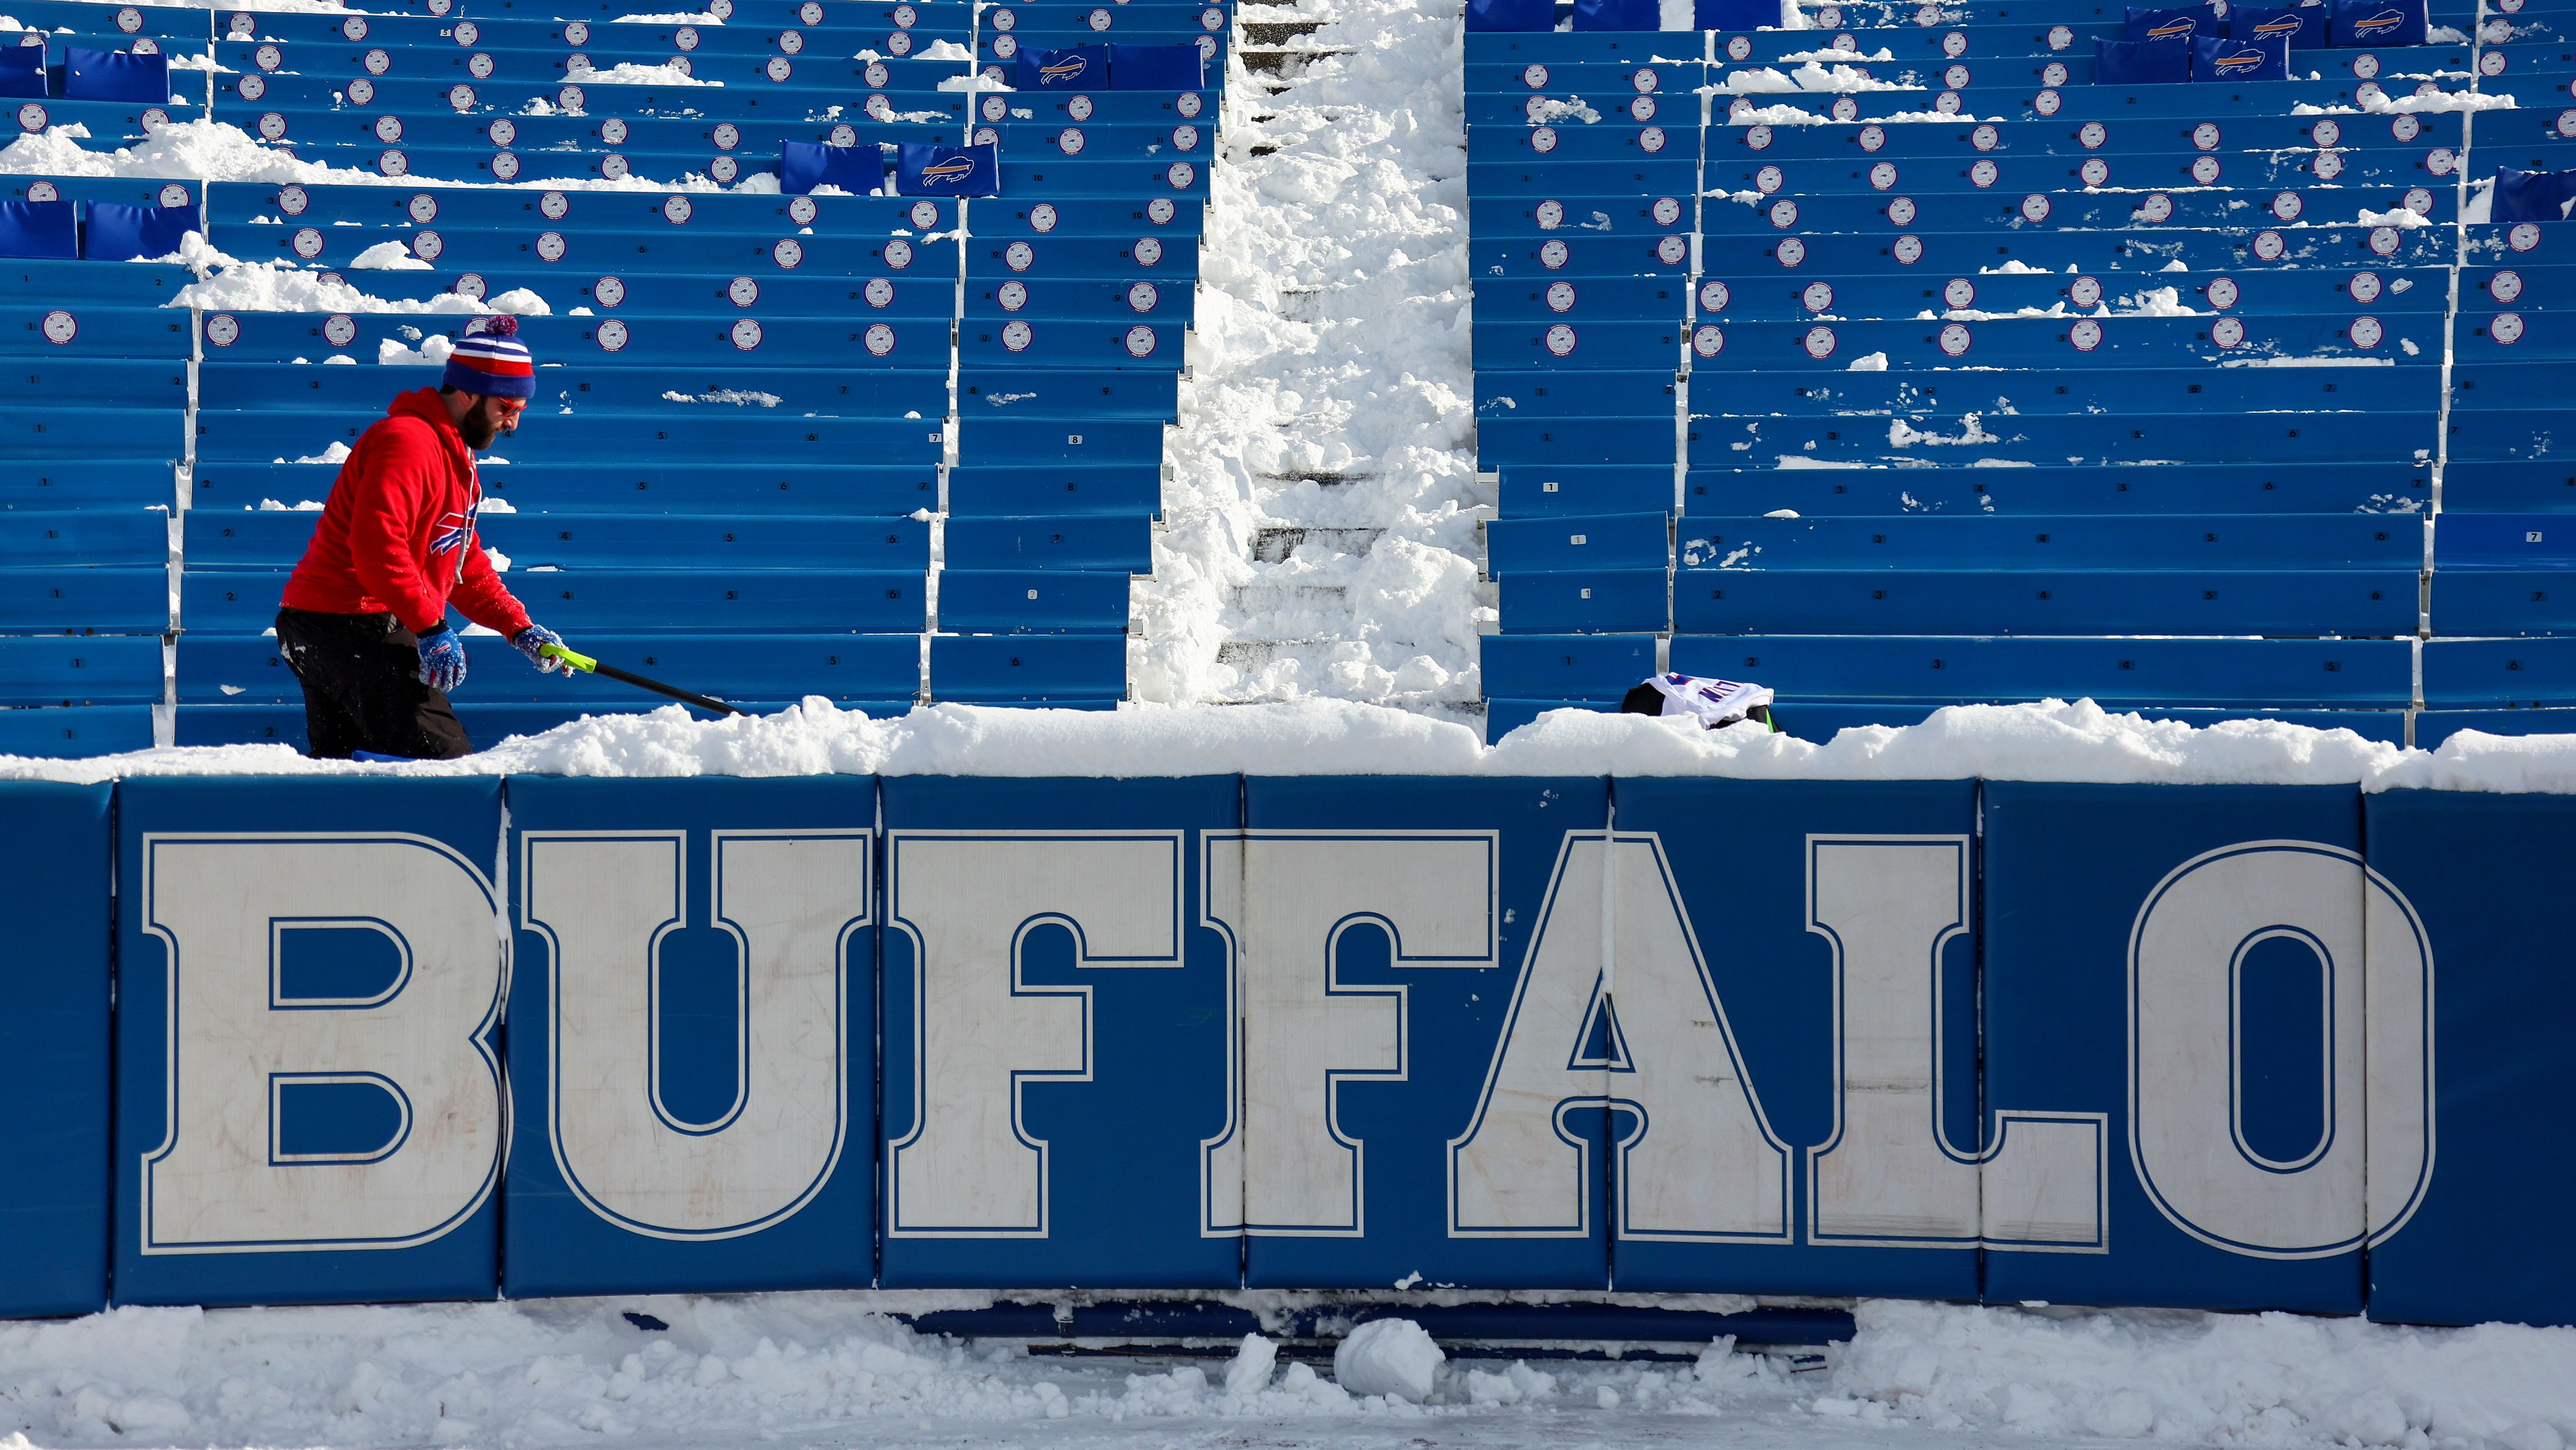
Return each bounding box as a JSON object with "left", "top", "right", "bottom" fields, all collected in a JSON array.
[{"left": 3, "top": 1293, "right": 2573, "bottom": 1450}]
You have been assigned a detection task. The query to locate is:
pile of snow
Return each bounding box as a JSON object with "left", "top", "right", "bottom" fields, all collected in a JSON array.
[
  {"left": 0, "top": 1294, "right": 2568, "bottom": 1447},
  {"left": 1825, "top": 1300, "right": 2576, "bottom": 1448},
  {"left": 12, "top": 697, "right": 2576, "bottom": 792},
  {"left": 170, "top": 260, "right": 547, "bottom": 317},
  {"left": 1714, "top": 61, "right": 1917, "bottom": 94},
  {"left": 566, "top": 60, "right": 720, "bottom": 85},
  {"left": 0, "top": 118, "right": 773, "bottom": 195},
  {"left": 1333, "top": 1319, "right": 1445, "bottom": 1403},
  {"left": 348, "top": 240, "right": 433, "bottom": 270}
]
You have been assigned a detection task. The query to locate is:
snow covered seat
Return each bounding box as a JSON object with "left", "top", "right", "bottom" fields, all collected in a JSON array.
[
  {"left": 927, "top": 631, "right": 1126, "bottom": 701},
  {"left": 2415, "top": 707, "right": 2576, "bottom": 745},
  {"left": 0, "top": 635, "right": 164, "bottom": 706},
  {"left": 187, "top": 460, "right": 943, "bottom": 516},
  {"left": 943, "top": 514, "right": 1151, "bottom": 572},
  {"left": 0, "top": 568, "right": 168, "bottom": 634},
  {"left": 184, "top": 566, "right": 932, "bottom": 633},
  {"left": 1668, "top": 633, "right": 2413, "bottom": 709},
  {"left": 0, "top": 404, "right": 189, "bottom": 460},
  {"left": 179, "top": 631, "right": 926, "bottom": 705},
  {"left": 937, "top": 569, "right": 1132, "bottom": 631},
  {"left": 0, "top": 703, "right": 154, "bottom": 757},
  {"left": 1674, "top": 567, "right": 2418, "bottom": 635}
]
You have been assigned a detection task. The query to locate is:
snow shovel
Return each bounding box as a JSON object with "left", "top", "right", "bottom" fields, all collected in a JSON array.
[{"left": 539, "top": 643, "right": 749, "bottom": 717}]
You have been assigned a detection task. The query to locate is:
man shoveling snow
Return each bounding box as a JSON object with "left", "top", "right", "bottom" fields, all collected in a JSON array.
[{"left": 273, "top": 316, "right": 568, "bottom": 760}]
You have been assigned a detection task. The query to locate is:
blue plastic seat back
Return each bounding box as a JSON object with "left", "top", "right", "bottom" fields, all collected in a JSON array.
[
  {"left": 62, "top": 45, "right": 168, "bottom": 102},
  {"left": 0, "top": 199, "right": 77, "bottom": 261}
]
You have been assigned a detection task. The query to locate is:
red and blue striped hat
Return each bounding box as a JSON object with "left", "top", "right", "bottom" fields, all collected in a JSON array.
[{"left": 441, "top": 314, "right": 535, "bottom": 399}]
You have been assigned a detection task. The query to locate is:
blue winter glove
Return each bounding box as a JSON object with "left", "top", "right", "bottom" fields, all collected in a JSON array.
[
  {"left": 512, "top": 623, "right": 568, "bottom": 674},
  {"left": 415, "top": 624, "right": 468, "bottom": 693}
]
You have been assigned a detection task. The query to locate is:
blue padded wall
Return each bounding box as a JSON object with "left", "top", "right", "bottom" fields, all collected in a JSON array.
[
  {"left": 1982, "top": 782, "right": 2369, "bottom": 1313},
  {"left": 113, "top": 778, "right": 506, "bottom": 1306},
  {"left": 1238, "top": 776, "right": 1613, "bottom": 1289},
  {"left": 1608, "top": 778, "right": 1980, "bottom": 1300},
  {"left": 877, "top": 775, "right": 1240, "bottom": 1288},
  {"left": 0, "top": 782, "right": 112, "bottom": 1317},
  {"left": 2363, "top": 788, "right": 2576, "bottom": 1328},
  {"left": 502, "top": 776, "right": 878, "bottom": 1298}
]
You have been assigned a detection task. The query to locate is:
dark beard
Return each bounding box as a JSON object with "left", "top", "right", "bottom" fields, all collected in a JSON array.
[{"left": 458, "top": 399, "right": 500, "bottom": 450}]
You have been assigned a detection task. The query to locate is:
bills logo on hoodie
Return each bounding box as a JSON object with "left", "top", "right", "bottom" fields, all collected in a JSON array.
[{"left": 431, "top": 502, "right": 481, "bottom": 579}]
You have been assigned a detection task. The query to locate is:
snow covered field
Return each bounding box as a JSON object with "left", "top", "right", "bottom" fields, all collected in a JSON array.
[{"left": 3, "top": 1293, "right": 2574, "bottom": 1450}]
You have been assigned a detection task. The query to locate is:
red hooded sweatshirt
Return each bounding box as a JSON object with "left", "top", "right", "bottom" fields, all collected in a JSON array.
[{"left": 281, "top": 388, "right": 531, "bottom": 637}]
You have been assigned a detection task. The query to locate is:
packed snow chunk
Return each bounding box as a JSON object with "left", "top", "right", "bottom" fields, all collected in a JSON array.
[
  {"left": 572, "top": 61, "right": 720, "bottom": 85},
  {"left": 915, "top": 37, "right": 973, "bottom": 60},
  {"left": 1847, "top": 351, "right": 1890, "bottom": 370},
  {"left": 379, "top": 334, "right": 453, "bottom": 366},
  {"left": 1332, "top": 1318, "right": 1443, "bottom": 1403},
  {"left": 612, "top": 9, "right": 724, "bottom": 19},
  {"left": 350, "top": 240, "right": 431, "bottom": 270},
  {"left": 273, "top": 443, "right": 352, "bottom": 466},
  {"left": 1222, "top": 1333, "right": 1278, "bottom": 1397}
]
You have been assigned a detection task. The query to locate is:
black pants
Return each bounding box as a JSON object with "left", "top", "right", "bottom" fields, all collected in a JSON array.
[{"left": 274, "top": 608, "right": 474, "bottom": 760}]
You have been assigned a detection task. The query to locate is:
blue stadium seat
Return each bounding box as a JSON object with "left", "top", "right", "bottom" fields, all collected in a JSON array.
[{"left": 929, "top": 631, "right": 1126, "bottom": 701}]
